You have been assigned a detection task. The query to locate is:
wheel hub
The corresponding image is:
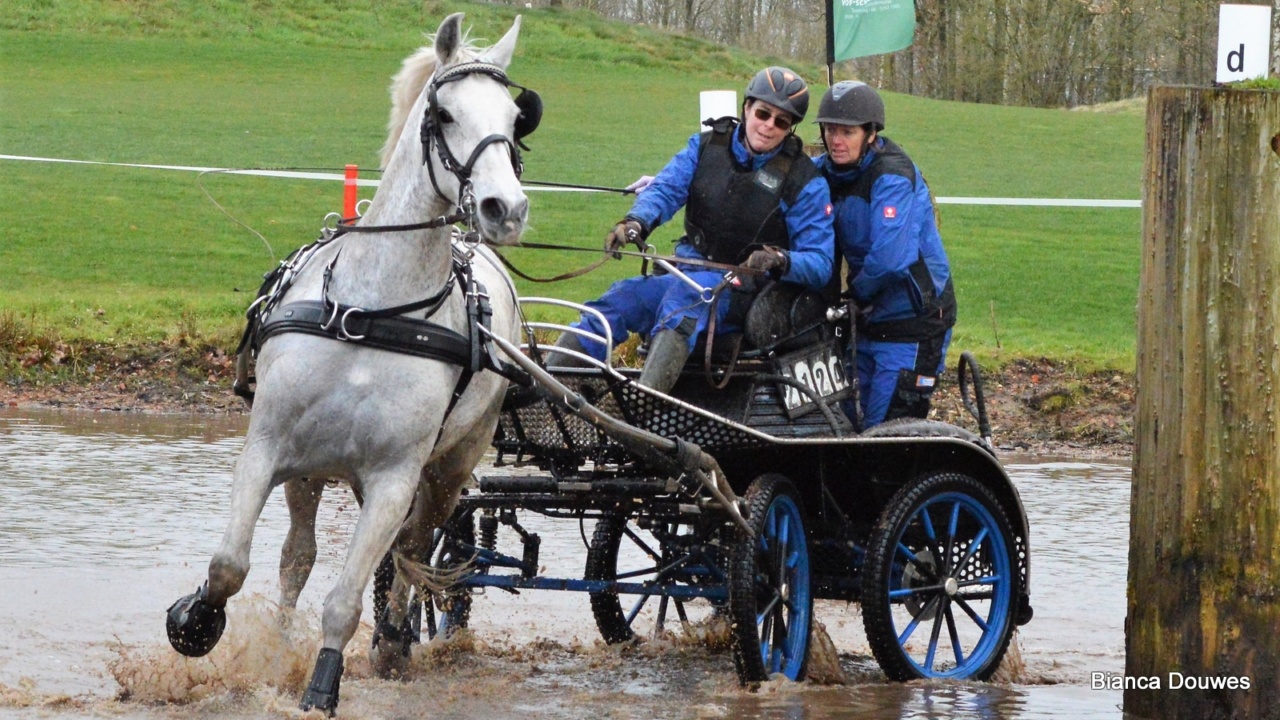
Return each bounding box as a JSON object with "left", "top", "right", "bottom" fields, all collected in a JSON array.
[
  {"left": 902, "top": 549, "right": 940, "bottom": 620},
  {"left": 944, "top": 577, "right": 959, "bottom": 596}
]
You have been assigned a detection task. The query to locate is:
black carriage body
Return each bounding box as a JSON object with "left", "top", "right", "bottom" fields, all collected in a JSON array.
[{"left": 482, "top": 361, "right": 1031, "bottom": 616}]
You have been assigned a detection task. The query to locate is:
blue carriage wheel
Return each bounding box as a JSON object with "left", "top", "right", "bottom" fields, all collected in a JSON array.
[
  {"left": 728, "top": 474, "right": 813, "bottom": 684},
  {"left": 863, "top": 472, "right": 1018, "bottom": 681}
]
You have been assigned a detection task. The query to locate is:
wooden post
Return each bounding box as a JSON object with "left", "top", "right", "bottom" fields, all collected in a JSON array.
[{"left": 1129, "top": 86, "right": 1280, "bottom": 719}]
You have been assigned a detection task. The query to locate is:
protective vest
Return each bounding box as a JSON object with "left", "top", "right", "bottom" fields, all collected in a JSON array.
[
  {"left": 827, "top": 138, "right": 956, "bottom": 343},
  {"left": 684, "top": 118, "right": 821, "bottom": 264}
]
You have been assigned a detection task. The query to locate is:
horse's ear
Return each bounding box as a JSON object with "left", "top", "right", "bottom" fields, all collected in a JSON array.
[
  {"left": 481, "top": 15, "right": 522, "bottom": 70},
  {"left": 435, "top": 12, "right": 465, "bottom": 66}
]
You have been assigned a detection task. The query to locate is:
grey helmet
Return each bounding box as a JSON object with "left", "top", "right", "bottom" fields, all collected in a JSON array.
[
  {"left": 744, "top": 66, "right": 810, "bottom": 123},
  {"left": 815, "top": 81, "right": 885, "bottom": 131}
]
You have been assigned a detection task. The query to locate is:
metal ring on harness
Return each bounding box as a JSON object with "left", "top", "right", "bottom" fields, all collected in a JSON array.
[{"left": 338, "top": 307, "right": 368, "bottom": 342}]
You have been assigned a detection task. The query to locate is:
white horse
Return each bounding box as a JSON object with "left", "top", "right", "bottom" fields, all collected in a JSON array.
[{"left": 166, "top": 13, "right": 533, "bottom": 714}]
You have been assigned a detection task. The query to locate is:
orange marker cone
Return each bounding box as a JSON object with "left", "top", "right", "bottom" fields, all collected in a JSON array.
[{"left": 343, "top": 164, "right": 359, "bottom": 218}]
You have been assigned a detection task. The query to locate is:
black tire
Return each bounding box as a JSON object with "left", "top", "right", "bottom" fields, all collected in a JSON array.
[
  {"left": 584, "top": 514, "right": 724, "bottom": 645},
  {"left": 862, "top": 472, "right": 1019, "bottom": 681},
  {"left": 728, "top": 474, "right": 813, "bottom": 684},
  {"left": 860, "top": 417, "right": 980, "bottom": 441}
]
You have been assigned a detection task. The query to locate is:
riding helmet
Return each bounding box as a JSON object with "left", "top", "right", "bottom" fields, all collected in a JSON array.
[
  {"left": 744, "top": 66, "right": 810, "bottom": 123},
  {"left": 815, "top": 81, "right": 885, "bottom": 131}
]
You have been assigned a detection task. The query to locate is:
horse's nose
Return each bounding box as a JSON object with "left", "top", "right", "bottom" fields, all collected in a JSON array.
[{"left": 480, "top": 197, "right": 529, "bottom": 227}]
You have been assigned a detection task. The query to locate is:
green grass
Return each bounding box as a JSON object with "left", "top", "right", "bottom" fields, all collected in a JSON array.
[{"left": 0, "top": 1, "right": 1146, "bottom": 371}]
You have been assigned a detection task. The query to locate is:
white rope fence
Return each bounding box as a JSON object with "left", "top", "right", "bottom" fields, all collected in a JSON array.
[{"left": 0, "top": 154, "right": 1142, "bottom": 207}]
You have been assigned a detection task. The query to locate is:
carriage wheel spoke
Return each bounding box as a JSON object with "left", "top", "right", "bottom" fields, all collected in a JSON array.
[
  {"left": 955, "top": 527, "right": 990, "bottom": 574},
  {"left": 924, "top": 595, "right": 947, "bottom": 671},
  {"left": 944, "top": 501, "right": 961, "bottom": 575},
  {"left": 952, "top": 594, "right": 990, "bottom": 632},
  {"left": 896, "top": 594, "right": 940, "bottom": 645},
  {"left": 625, "top": 593, "right": 652, "bottom": 625},
  {"left": 945, "top": 601, "right": 966, "bottom": 666},
  {"left": 895, "top": 543, "right": 941, "bottom": 583},
  {"left": 918, "top": 508, "right": 950, "bottom": 576},
  {"left": 655, "top": 595, "right": 670, "bottom": 636}
]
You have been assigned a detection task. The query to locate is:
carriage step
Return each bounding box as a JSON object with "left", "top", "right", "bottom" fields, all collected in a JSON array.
[{"left": 479, "top": 475, "right": 677, "bottom": 495}]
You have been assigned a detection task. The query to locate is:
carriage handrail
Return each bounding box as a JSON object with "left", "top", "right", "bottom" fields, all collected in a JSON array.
[{"left": 518, "top": 297, "right": 618, "bottom": 373}]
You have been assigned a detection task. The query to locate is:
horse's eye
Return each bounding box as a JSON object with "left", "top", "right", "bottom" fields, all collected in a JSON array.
[{"left": 438, "top": 109, "right": 455, "bottom": 124}]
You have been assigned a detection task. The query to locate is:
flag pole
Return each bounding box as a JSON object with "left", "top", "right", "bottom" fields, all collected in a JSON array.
[{"left": 824, "top": 0, "right": 835, "bottom": 86}]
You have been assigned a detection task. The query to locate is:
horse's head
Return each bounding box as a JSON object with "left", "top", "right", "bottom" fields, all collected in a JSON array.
[{"left": 417, "top": 13, "right": 536, "bottom": 247}]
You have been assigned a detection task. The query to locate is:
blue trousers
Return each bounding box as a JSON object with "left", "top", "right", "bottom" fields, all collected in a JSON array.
[
  {"left": 572, "top": 271, "right": 738, "bottom": 361},
  {"left": 852, "top": 328, "right": 952, "bottom": 429}
]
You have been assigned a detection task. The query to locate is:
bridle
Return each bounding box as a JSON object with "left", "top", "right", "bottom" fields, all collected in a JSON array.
[{"left": 419, "top": 60, "right": 542, "bottom": 214}]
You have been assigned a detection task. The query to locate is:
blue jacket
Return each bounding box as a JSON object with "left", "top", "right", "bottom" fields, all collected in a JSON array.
[
  {"left": 816, "top": 137, "right": 955, "bottom": 337},
  {"left": 626, "top": 127, "right": 834, "bottom": 291}
]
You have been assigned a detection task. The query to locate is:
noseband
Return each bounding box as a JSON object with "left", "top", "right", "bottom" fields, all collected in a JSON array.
[{"left": 419, "top": 61, "right": 543, "bottom": 210}]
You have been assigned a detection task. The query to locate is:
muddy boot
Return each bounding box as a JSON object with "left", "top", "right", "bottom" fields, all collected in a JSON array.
[
  {"left": 545, "top": 331, "right": 593, "bottom": 369},
  {"left": 638, "top": 328, "right": 693, "bottom": 394}
]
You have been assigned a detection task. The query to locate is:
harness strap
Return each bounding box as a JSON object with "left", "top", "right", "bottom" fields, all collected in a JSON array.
[{"left": 257, "top": 300, "right": 473, "bottom": 366}]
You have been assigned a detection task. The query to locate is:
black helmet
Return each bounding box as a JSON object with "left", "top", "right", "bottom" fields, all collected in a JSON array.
[
  {"left": 815, "top": 81, "right": 885, "bottom": 131},
  {"left": 744, "top": 66, "right": 810, "bottom": 123}
]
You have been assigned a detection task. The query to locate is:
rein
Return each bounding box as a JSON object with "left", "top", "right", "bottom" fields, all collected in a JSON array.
[{"left": 495, "top": 240, "right": 769, "bottom": 283}]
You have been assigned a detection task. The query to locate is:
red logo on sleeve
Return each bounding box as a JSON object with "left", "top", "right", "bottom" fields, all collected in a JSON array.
[
  {"left": 824, "top": 203, "right": 833, "bottom": 216},
  {"left": 883, "top": 206, "right": 897, "bottom": 219}
]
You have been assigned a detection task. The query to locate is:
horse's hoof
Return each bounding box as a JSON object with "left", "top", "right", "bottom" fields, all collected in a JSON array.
[
  {"left": 165, "top": 583, "right": 226, "bottom": 657},
  {"left": 370, "top": 609, "right": 414, "bottom": 679},
  {"left": 300, "top": 647, "right": 344, "bottom": 716}
]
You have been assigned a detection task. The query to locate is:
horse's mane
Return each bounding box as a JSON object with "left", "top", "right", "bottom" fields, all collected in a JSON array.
[{"left": 380, "top": 30, "right": 483, "bottom": 169}]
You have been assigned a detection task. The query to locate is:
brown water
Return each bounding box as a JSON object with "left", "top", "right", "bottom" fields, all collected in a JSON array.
[{"left": 0, "top": 408, "right": 1134, "bottom": 719}]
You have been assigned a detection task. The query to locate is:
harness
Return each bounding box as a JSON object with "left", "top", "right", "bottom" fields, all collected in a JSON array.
[{"left": 233, "top": 60, "right": 538, "bottom": 409}]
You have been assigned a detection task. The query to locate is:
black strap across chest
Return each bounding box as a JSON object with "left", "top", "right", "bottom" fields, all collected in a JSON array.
[{"left": 256, "top": 299, "right": 474, "bottom": 366}]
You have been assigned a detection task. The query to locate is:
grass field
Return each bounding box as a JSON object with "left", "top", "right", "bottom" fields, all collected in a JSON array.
[{"left": 0, "top": 1, "right": 1146, "bottom": 371}]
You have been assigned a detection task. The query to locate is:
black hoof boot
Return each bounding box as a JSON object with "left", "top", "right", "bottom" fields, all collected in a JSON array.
[
  {"left": 300, "top": 647, "right": 344, "bottom": 715},
  {"left": 370, "top": 605, "right": 416, "bottom": 679},
  {"left": 166, "top": 582, "right": 226, "bottom": 657}
]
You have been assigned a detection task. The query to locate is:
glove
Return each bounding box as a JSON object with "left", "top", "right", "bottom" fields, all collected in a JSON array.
[
  {"left": 744, "top": 247, "right": 789, "bottom": 277},
  {"left": 604, "top": 219, "right": 644, "bottom": 259},
  {"left": 624, "top": 175, "right": 655, "bottom": 194}
]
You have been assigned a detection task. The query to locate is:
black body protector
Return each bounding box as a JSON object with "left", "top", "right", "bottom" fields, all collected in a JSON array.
[
  {"left": 826, "top": 137, "right": 956, "bottom": 343},
  {"left": 683, "top": 118, "right": 821, "bottom": 265}
]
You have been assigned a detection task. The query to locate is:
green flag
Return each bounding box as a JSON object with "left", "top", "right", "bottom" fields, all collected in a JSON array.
[{"left": 827, "top": 0, "right": 916, "bottom": 62}]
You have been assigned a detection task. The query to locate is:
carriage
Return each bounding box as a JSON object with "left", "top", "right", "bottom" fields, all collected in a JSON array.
[{"left": 377, "top": 280, "right": 1034, "bottom": 685}]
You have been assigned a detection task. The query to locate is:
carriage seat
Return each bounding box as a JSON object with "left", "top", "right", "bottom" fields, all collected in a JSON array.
[{"left": 675, "top": 280, "right": 838, "bottom": 364}]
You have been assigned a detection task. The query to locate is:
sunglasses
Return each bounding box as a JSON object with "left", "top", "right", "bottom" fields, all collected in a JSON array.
[{"left": 751, "top": 106, "right": 794, "bottom": 132}]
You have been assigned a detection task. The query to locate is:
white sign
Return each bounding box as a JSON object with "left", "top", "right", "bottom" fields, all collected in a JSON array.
[
  {"left": 699, "top": 90, "right": 738, "bottom": 128},
  {"left": 1217, "top": 4, "right": 1272, "bottom": 82}
]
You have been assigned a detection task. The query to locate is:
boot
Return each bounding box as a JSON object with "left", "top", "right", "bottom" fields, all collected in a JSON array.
[
  {"left": 546, "top": 331, "right": 593, "bottom": 368},
  {"left": 638, "top": 328, "right": 693, "bottom": 394}
]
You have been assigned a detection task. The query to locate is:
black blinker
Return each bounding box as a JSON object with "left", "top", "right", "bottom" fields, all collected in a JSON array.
[{"left": 513, "top": 88, "right": 542, "bottom": 148}]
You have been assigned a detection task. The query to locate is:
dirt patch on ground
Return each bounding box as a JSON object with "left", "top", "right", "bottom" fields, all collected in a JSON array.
[{"left": 1, "top": 345, "right": 1132, "bottom": 461}]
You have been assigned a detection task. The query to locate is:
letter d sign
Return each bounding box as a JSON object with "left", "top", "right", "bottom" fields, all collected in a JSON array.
[{"left": 1216, "top": 4, "right": 1272, "bottom": 82}]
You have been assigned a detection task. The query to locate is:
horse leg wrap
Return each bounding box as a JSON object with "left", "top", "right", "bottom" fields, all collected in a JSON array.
[
  {"left": 165, "top": 582, "right": 227, "bottom": 658},
  {"left": 300, "top": 647, "right": 344, "bottom": 715}
]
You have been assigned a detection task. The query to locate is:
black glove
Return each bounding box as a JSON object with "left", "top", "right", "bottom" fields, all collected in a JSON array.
[
  {"left": 744, "top": 247, "right": 789, "bottom": 277},
  {"left": 604, "top": 219, "right": 644, "bottom": 259}
]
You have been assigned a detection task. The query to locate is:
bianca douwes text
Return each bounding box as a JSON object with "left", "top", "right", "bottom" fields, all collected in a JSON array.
[{"left": 1091, "top": 671, "right": 1252, "bottom": 690}]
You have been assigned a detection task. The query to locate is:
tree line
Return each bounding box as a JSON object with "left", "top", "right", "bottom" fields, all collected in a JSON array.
[{"left": 522, "top": 0, "right": 1280, "bottom": 107}]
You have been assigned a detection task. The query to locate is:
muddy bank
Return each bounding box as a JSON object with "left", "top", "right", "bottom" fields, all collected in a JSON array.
[{"left": 0, "top": 343, "right": 1133, "bottom": 460}]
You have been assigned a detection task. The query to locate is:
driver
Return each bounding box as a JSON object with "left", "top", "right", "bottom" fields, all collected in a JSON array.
[{"left": 554, "top": 67, "right": 835, "bottom": 393}]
